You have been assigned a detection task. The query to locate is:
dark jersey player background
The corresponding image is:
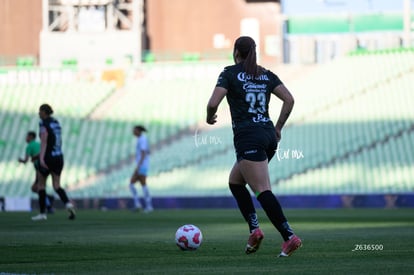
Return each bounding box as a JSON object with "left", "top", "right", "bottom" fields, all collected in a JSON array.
[
  {"left": 31, "top": 103, "right": 76, "bottom": 221},
  {"left": 40, "top": 114, "right": 63, "bottom": 158}
]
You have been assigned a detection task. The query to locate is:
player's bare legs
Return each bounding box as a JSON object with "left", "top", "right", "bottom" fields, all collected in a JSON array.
[
  {"left": 137, "top": 175, "right": 147, "bottom": 186},
  {"left": 50, "top": 173, "right": 75, "bottom": 220},
  {"left": 229, "top": 162, "right": 263, "bottom": 254},
  {"left": 237, "top": 159, "right": 301, "bottom": 256},
  {"left": 237, "top": 159, "right": 271, "bottom": 194},
  {"left": 129, "top": 169, "right": 153, "bottom": 212},
  {"left": 129, "top": 168, "right": 142, "bottom": 210},
  {"left": 137, "top": 174, "right": 153, "bottom": 212},
  {"left": 32, "top": 172, "right": 48, "bottom": 221},
  {"left": 31, "top": 179, "right": 54, "bottom": 214}
]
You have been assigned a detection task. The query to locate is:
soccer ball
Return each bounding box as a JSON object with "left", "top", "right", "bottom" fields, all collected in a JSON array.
[{"left": 175, "top": 224, "right": 203, "bottom": 251}]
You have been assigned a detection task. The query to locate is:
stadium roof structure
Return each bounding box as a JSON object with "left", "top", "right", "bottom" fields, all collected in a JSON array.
[
  {"left": 50, "top": 0, "right": 114, "bottom": 5},
  {"left": 40, "top": 0, "right": 142, "bottom": 68}
]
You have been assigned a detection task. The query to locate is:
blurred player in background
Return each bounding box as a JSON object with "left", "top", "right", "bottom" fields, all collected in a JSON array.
[
  {"left": 129, "top": 125, "right": 153, "bottom": 213},
  {"left": 206, "top": 36, "right": 302, "bottom": 257},
  {"left": 31, "top": 104, "right": 75, "bottom": 221},
  {"left": 18, "top": 131, "right": 54, "bottom": 213}
]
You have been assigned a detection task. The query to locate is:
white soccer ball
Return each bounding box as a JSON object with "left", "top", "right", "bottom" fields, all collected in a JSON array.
[{"left": 175, "top": 224, "right": 203, "bottom": 251}]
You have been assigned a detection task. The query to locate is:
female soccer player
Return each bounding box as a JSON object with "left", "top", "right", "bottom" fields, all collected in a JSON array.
[
  {"left": 129, "top": 125, "right": 153, "bottom": 213},
  {"left": 18, "top": 131, "right": 54, "bottom": 213},
  {"left": 206, "top": 36, "right": 301, "bottom": 257},
  {"left": 32, "top": 104, "right": 75, "bottom": 221}
]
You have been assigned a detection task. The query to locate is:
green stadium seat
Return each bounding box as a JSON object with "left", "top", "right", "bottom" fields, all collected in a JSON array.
[{"left": 1, "top": 56, "right": 413, "bottom": 198}]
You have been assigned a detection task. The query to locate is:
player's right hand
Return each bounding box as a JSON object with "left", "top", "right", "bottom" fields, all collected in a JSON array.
[
  {"left": 40, "top": 159, "right": 49, "bottom": 169},
  {"left": 275, "top": 127, "right": 281, "bottom": 143},
  {"left": 206, "top": 114, "right": 218, "bottom": 125}
]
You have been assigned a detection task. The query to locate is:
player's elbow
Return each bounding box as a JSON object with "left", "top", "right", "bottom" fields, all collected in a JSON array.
[{"left": 284, "top": 95, "right": 294, "bottom": 108}]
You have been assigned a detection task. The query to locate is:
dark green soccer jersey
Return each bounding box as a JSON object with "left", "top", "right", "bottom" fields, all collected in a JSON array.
[
  {"left": 25, "top": 140, "right": 40, "bottom": 157},
  {"left": 216, "top": 63, "right": 283, "bottom": 130}
]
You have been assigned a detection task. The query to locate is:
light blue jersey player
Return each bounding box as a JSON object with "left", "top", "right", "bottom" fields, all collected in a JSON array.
[{"left": 129, "top": 125, "right": 153, "bottom": 213}]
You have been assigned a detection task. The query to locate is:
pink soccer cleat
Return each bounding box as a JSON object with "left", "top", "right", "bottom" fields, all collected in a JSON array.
[
  {"left": 245, "top": 228, "right": 264, "bottom": 254},
  {"left": 279, "top": 235, "right": 302, "bottom": 257}
]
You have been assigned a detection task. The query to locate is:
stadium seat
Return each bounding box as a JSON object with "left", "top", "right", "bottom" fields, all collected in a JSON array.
[{"left": 1, "top": 55, "right": 413, "bottom": 197}]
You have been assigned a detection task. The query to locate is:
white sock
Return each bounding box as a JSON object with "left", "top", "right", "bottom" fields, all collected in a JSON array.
[
  {"left": 142, "top": 185, "right": 152, "bottom": 209},
  {"left": 129, "top": 184, "right": 141, "bottom": 208}
]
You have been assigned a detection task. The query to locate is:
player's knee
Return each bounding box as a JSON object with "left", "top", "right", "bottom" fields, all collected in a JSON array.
[
  {"left": 229, "top": 181, "right": 245, "bottom": 188},
  {"left": 254, "top": 188, "right": 272, "bottom": 198},
  {"left": 52, "top": 184, "right": 61, "bottom": 192},
  {"left": 31, "top": 184, "right": 38, "bottom": 193}
]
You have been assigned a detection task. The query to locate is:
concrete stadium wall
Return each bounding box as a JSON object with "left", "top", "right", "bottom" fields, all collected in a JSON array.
[
  {"left": 0, "top": 0, "right": 283, "bottom": 64},
  {"left": 0, "top": 0, "right": 42, "bottom": 60},
  {"left": 146, "top": 0, "right": 283, "bottom": 63}
]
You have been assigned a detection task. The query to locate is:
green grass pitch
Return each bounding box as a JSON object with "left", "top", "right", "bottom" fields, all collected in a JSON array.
[{"left": 0, "top": 208, "right": 413, "bottom": 274}]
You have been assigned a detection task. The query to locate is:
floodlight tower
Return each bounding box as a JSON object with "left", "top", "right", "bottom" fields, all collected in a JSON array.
[{"left": 40, "top": 0, "right": 143, "bottom": 68}]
